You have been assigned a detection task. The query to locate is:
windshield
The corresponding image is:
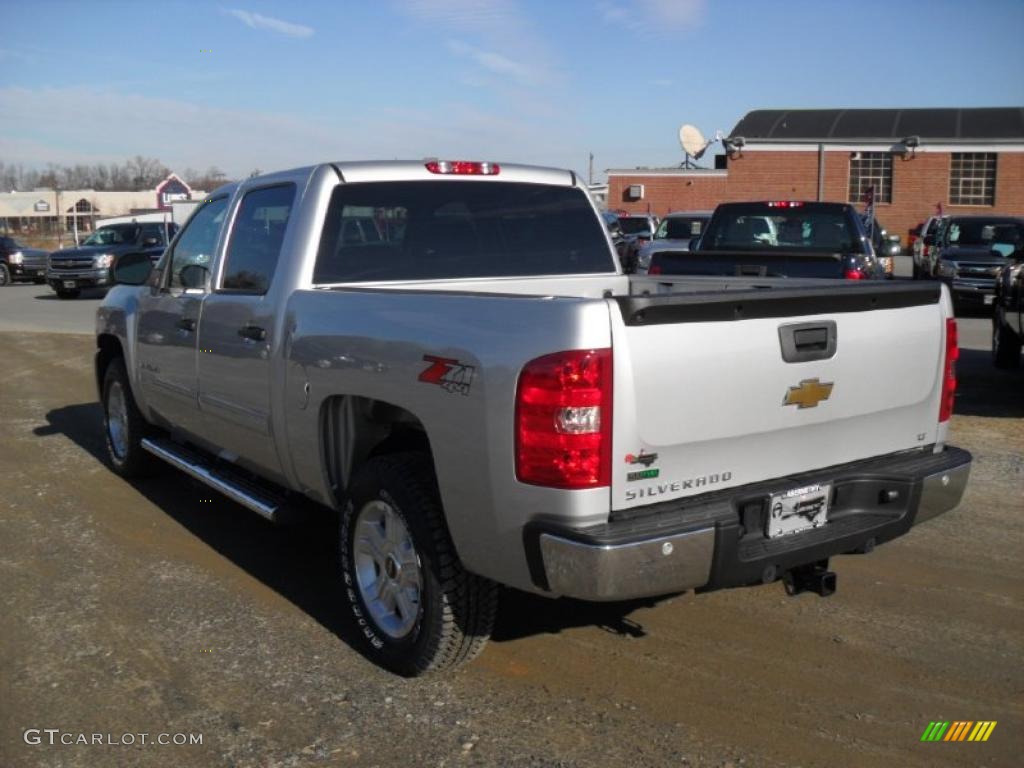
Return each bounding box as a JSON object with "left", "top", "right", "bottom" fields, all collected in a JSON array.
[
  {"left": 948, "top": 219, "right": 1024, "bottom": 250},
  {"left": 314, "top": 181, "right": 616, "bottom": 283},
  {"left": 618, "top": 217, "right": 653, "bottom": 235},
  {"left": 82, "top": 224, "right": 140, "bottom": 246},
  {"left": 656, "top": 216, "right": 708, "bottom": 240},
  {"left": 702, "top": 204, "right": 859, "bottom": 253}
]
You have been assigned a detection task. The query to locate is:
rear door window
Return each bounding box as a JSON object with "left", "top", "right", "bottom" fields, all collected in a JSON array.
[
  {"left": 221, "top": 184, "right": 296, "bottom": 294},
  {"left": 314, "top": 181, "right": 614, "bottom": 283}
]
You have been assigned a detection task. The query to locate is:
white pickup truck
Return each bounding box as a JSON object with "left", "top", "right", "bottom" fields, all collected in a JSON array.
[{"left": 95, "top": 160, "right": 971, "bottom": 675}]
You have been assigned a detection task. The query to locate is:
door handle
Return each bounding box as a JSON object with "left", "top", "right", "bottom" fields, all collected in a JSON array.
[
  {"left": 176, "top": 317, "right": 196, "bottom": 332},
  {"left": 779, "top": 321, "right": 837, "bottom": 363},
  {"left": 238, "top": 324, "right": 267, "bottom": 342}
]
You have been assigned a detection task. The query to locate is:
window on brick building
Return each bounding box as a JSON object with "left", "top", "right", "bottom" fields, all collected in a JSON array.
[
  {"left": 848, "top": 152, "right": 892, "bottom": 204},
  {"left": 949, "top": 153, "right": 996, "bottom": 206}
]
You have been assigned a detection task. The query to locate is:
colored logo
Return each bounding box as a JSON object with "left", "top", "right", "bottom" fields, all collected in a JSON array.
[
  {"left": 625, "top": 451, "right": 658, "bottom": 467},
  {"left": 920, "top": 721, "right": 997, "bottom": 742},
  {"left": 783, "top": 378, "right": 834, "bottom": 409},
  {"left": 418, "top": 355, "right": 475, "bottom": 396}
]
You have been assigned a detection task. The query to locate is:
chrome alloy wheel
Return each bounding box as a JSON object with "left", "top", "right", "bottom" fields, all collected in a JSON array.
[
  {"left": 353, "top": 499, "right": 423, "bottom": 639},
  {"left": 106, "top": 381, "right": 129, "bottom": 460}
]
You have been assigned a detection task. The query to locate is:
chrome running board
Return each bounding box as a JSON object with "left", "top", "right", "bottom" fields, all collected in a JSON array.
[{"left": 141, "top": 437, "right": 282, "bottom": 522}]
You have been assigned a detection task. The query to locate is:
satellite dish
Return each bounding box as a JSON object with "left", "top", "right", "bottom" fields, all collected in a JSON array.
[{"left": 679, "top": 124, "right": 708, "bottom": 159}]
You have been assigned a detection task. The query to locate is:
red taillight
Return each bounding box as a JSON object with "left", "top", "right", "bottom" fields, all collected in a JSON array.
[
  {"left": 425, "top": 160, "right": 500, "bottom": 175},
  {"left": 515, "top": 349, "right": 612, "bottom": 489},
  {"left": 766, "top": 201, "right": 804, "bottom": 208},
  {"left": 939, "top": 318, "right": 959, "bottom": 422},
  {"left": 648, "top": 264, "right": 662, "bottom": 275},
  {"left": 844, "top": 268, "right": 865, "bottom": 280}
]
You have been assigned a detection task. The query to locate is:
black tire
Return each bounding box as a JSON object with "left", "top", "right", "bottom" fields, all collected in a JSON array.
[
  {"left": 102, "top": 357, "right": 155, "bottom": 477},
  {"left": 992, "top": 313, "right": 1022, "bottom": 369},
  {"left": 56, "top": 287, "right": 81, "bottom": 299},
  {"left": 340, "top": 453, "right": 498, "bottom": 676},
  {"left": 0, "top": 264, "right": 9, "bottom": 286}
]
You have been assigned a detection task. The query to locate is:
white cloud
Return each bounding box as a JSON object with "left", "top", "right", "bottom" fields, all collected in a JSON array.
[
  {"left": 639, "top": 0, "right": 705, "bottom": 29},
  {"left": 446, "top": 40, "right": 541, "bottom": 86},
  {"left": 396, "top": 0, "right": 559, "bottom": 89},
  {"left": 599, "top": 0, "right": 706, "bottom": 32},
  {"left": 0, "top": 86, "right": 583, "bottom": 176},
  {"left": 225, "top": 8, "right": 314, "bottom": 38}
]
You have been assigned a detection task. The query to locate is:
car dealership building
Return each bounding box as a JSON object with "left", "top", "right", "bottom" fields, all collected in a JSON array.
[{"left": 607, "top": 107, "right": 1024, "bottom": 245}]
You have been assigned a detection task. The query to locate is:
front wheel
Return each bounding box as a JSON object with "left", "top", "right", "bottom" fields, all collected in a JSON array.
[
  {"left": 992, "top": 313, "right": 1022, "bottom": 369},
  {"left": 340, "top": 453, "right": 498, "bottom": 676},
  {"left": 0, "top": 264, "right": 10, "bottom": 286},
  {"left": 102, "top": 358, "right": 155, "bottom": 477}
]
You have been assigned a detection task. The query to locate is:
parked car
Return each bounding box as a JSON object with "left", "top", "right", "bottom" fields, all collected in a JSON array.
[
  {"left": 932, "top": 216, "right": 1024, "bottom": 310},
  {"left": 650, "top": 201, "right": 886, "bottom": 280},
  {"left": 861, "top": 214, "right": 900, "bottom": 279},
  {"left": 0, "top": 236, "right": 49, "bottom": 286},
  {"left": 912, "top": 215, "right": 948, "bottom": 279},
  {"left": 992, "top": 237, "right": 1024, "bottom": 368},
  {"left": 600, "top": 210, "right": 630, "bottom": 268},
  {"left": 636, "top": 210, "right": 714, "bottom": 274},
  {"left": 47, "top": 221, "right": 178, "bottom": 299},
  {"left": 96, "top": 160, "right": 969, "bottom": 676},
  {"left": 616, "top": 213, "right": 659, "bottom": 272}
]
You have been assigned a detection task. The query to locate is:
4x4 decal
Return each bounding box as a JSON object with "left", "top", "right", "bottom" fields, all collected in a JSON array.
[{"left": 418, "top": 355, "right": 475, "bottom": 396}]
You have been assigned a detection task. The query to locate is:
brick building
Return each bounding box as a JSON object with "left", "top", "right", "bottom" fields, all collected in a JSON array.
[{"left": 608, "top": 107, "right": 1024, "bottom": 246}]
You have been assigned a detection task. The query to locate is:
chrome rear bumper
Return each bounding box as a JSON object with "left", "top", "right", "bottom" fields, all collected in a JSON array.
[{"left": 533, "top": 446, "right": 971, "bottom": 602}]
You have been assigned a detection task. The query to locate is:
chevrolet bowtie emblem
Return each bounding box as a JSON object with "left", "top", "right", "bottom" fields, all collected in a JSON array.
[{"left": 783, "top": 378, "right": 834, "bottom": 409}]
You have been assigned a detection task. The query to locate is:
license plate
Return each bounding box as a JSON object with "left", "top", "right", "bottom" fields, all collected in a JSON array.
[
  {"left": 62, "top": 280, "right": 76, "bottom": 289},
  {"left": 984, "top": 294, "right": 994, "bottom": 305},
  {"left": 36, "top": 269, "right": 46, "bottom": 276},
  {"left": 767, "top": 483, "right": 831, "bottom": 538}
]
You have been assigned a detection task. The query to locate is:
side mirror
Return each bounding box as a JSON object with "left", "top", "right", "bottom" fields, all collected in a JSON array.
[
  {"left": 112, "top": 252, "right": 153, "bottom": 285},
  {"left": 179, "top": 263, "right": 209, "bottom": 289}
]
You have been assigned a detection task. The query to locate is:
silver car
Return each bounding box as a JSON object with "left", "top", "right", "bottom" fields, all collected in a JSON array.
[{"left": 636, "top": 210, "right": 713, "bottom": 273}]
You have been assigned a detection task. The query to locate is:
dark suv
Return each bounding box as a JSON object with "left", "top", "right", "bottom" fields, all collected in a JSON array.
[
  {"left": 47, "top": 222, "right": 177, "bottom": 299},
  {"left": 932, "top": 216, "right": 1024, "bottom": 310},
  {"left": 0, "top": 236, "right": 50, "bottom": 286},
  {"left": 649, "top": 201, "right": 885, "bottom": 280}
]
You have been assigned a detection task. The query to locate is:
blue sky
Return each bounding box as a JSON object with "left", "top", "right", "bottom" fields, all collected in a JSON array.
[{"left": 1, "top": 0, "right": 1022, "bottom": 180}]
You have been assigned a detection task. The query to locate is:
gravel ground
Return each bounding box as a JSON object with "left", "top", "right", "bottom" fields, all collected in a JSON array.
[{"left": 0, "top": 288, "right": 1021, "bottom": 767}]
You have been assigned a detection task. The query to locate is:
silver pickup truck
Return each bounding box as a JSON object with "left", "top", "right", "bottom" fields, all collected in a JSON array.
[{"left": 95, "top": 160, "right": 971, "bottom": 675}]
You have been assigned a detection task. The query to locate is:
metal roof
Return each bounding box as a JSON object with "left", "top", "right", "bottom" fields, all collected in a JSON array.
[{"left": 729, "top": 108, "right": 1024, "bottom": 143}]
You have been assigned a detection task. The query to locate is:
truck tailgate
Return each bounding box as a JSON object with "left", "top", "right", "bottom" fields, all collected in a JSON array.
[{"left": 608, "top": 283, "right": 947, "bottom": 510}]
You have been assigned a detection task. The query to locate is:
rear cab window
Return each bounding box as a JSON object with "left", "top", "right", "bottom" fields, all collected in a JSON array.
[
  {"left": 702, "top": 203, "right": 865, "bottom": 254},
  {"left": 314, "top": 181, "right": 615, "bottom": 283}
]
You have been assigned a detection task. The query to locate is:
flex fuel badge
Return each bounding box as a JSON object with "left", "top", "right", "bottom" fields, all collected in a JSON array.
[{"left": 625, "top": 451, "right": 659, "bottom": 481}]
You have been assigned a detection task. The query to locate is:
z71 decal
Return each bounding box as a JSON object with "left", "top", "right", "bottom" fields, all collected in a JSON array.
[{"left": 418, "top": 355, "right": 476, "bottom": 396}]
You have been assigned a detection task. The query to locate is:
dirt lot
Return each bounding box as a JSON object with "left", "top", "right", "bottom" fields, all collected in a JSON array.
[{"left": 1, "top": 306, "right": 1021, "bottom": 767}]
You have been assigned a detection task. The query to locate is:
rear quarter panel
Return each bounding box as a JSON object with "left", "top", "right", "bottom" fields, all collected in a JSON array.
[{"left": 283, "top": 288, "right": 613, "bottom": 592}]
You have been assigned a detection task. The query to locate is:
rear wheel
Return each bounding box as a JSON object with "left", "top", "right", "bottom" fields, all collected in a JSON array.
[
  {"left": 992, "top": 313, "right": 1022, "bottom": 369},
  {"left": 339, "top": 453, "right": 498, "bottom": 676}
]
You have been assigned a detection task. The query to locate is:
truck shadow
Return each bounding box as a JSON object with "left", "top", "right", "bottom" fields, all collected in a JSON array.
[
  {"left": 953, "top": 348, "right": 1024, "bottom": 418},
  {"left": 34, "top": 404, "right": 676, "bottom": 663}
]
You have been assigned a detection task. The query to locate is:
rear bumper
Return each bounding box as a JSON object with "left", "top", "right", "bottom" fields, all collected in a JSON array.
[{"left": 531, "top": 446, "right": 971, "bottom": 601}]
